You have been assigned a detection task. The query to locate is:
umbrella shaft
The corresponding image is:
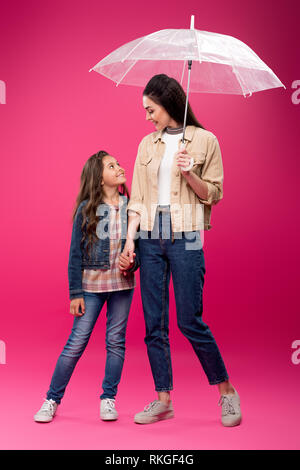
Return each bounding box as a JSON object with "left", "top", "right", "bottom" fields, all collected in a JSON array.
[{"left": 182, "top": 60, "right": 192, "bottom": 144}]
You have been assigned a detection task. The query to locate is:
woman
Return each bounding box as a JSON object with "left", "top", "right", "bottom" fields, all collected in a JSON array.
[{"left": 121, "top": 74, "right": 241, "bottom": 427}]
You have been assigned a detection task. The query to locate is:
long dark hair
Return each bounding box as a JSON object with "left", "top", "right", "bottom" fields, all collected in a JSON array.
[
  {"left": 72, "top": 150, "right": 130, "bottom": 256},
  {"left": 143, "top": 74, "right": 205, "bottom": 129}
]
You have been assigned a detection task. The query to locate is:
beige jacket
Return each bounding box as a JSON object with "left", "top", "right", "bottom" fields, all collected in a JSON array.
[{"left": 127, "top": 125, "right": 224, "bottom": 232}]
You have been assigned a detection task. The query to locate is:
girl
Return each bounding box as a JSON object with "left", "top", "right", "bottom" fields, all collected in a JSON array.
[
  {"left": 122, "top": 74, "right": 242, "bottom": 427},
  {"left": 34, "top": 150, "right": 139, "bottom": 423}
]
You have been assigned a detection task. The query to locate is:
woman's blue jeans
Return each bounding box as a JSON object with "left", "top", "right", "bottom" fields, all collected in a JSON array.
[
  {"left": 46, "top": 288, "right": 134, "bottom": 403},
  {"left": 139, "top": 207, "right": 229, "bottom": 391}
]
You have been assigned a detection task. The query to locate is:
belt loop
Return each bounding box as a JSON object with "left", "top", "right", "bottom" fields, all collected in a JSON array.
[{"left": 171, "top": 230, "right": 175, "bottom": 243}]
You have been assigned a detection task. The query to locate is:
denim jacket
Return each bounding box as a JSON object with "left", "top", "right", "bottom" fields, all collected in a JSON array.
[{"left": 68, "top": 194, "right": 140, "bottom": 300}]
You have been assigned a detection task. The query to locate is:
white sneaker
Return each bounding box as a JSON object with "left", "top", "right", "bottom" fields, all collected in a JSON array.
[
  {"left": 100, "top": 398, "right": 118, "bottom": 421},
  {"left": 134, "top": 400, "right": 174, "bottom": 424},
  {"left": 34, "top": 399, "right": 58, "bottom": 423},
  {"left": 218, "top": 390, "right": 242, "bottom": 427}
]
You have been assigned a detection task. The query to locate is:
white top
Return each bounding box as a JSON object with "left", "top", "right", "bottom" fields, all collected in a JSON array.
[{"left": 158, "top": 131, "right": 194, "bottom": 205}]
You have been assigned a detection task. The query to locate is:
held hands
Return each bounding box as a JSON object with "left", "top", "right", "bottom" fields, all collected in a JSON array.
[
  {"left": 119, "top": 238, "right": 136, "bottom": 277},
  {"left": 70, "top": 297, "right": 85, "bottom": 317},
  {"left": 119, "top": 252, "right": 136, "bottom": 277}
]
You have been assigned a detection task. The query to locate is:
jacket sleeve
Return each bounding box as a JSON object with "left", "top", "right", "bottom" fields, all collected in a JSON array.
[
  {"left": 68, "top": 204, "right": 85, "bottom": 300},
  {"left": 194, "top": 135, "right": 224, "bottom": 206}
]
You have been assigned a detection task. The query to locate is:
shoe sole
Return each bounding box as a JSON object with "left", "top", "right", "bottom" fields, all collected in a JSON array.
[
  {"left": 222, "top": 415, "right": 242, "bottom": 427},
  {"left": 34, "top": 416, "right": 55, "bottom": 423},
  {"left": 100, "top": 416, "right": 118, "bottom": 421},
  {"left": 134, "top": 410, "right": 174, "bottom": 424}
]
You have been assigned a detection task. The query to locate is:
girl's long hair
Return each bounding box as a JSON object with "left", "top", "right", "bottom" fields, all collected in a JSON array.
[
  {"left": 72, "top": 150, "right": 130, "bottom": 256},
  {"left": 143, "top": 74, "right": 205, "bottom": 129}
]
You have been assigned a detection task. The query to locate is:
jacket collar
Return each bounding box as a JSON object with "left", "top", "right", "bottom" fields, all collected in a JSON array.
[
  {"left": 96, "top": 193, "right": 127, "bottom": 212},
  {"left": 152, "top": 125, "right": 196, "bottom": 144}
]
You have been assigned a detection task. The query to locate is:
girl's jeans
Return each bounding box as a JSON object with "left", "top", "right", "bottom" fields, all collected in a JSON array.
[
  {"left": 46, "top": 288, "right": 134, "bottom": 403},
  {"left": 139, "top": 207, "right": 229, "bottom": 391}
]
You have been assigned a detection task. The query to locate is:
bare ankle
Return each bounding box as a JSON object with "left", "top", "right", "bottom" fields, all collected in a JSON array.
[
  {"left": 158, "top": 391, "right": 171, "bottom": 405},
  {"left": 218, "top": 381, "right": 236, "bottom": 396}
]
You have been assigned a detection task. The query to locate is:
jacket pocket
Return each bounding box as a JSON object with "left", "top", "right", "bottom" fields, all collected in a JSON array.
[
  {"left": 189, "top": 151, "right": 206, "bottom": 166},
  {"left": 139, "top": 154, "right": 153, "bottom": 183},
  {"left": 189, "top": 151, "right": 206, "bottom": 176},
  {"left": 140, "top": 154, "right": 153, "bottom": 166}
]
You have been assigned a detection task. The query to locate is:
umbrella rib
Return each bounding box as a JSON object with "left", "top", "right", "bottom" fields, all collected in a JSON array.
[
  {"left": 232, "top": 64, "right": 251, "bottom": 97},
  {"left": 170, "top": 28, "right": 181, "bottom": 47},
  {"left": 180, "top": 60, "right": 186, "bottom": 86},
  {"left": 115, "top": 32, "right": 161, "bottom": 85},
  {"left": 170, "top": 28, "right": 186, "bottom": 85},
  {"left": 115, "top": 31, "right": 163, "bottom": 85},
  {"left": 120, "top": 31, "right": 159, "bottom": 64},
  {"left": 194, "top": 29, "right": 202, "bottom": 64},
  {"left": 116, "top": 59, "right": 139, "bottom": 86},
  {"left": 117, "top": 29, "right": 180, "bottom": 85},
  {"left": 224, "top": 40, "right": 250, "bottom": 97}
]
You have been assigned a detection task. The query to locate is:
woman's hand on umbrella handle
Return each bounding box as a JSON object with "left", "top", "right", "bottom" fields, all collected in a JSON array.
[{"left": 176, "top": 147, "right": 193, "bottom": 171}]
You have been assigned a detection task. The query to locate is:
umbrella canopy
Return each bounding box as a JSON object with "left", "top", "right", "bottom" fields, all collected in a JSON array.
[{"left": 89, "top": 17, "right": 285, "bottom": 97}]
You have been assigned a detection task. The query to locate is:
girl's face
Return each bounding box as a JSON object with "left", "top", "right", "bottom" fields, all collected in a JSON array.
[
  {"left": 143, "top": 95, "right": 180, "bottom": 131},
  {"left": 101, "top": 155, "right": 126, "bottom": 188}
]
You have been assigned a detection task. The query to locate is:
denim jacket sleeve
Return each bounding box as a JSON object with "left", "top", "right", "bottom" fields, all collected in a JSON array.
[{"left": 68, "top": 202, "right": 86, "bottom": 300}]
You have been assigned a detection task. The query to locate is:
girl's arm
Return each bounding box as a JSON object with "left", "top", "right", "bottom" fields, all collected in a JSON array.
[
  {"left": 68, "top": 204, "right": 85, "bottom": 300},
  {"left": 70, "top": 297, "right": 85, "bottom": 316}
]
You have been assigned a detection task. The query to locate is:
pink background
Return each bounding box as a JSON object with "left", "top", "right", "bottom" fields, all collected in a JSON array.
[{"left": 0, "top": 0, "right": 300, "bottom": 450}]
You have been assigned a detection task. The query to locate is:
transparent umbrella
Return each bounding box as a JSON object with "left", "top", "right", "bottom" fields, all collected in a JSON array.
[{"left": 89, "top": 15, "right": 285, "bottom": 141}]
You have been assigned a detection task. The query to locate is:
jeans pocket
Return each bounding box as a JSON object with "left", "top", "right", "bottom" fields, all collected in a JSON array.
[{"left": 183, "top": 230, "right": 202, "bottom": 251}]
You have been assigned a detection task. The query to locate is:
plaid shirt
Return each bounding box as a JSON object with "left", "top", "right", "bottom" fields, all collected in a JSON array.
[{"left": 82, "top": 204, "right": 135, "bottom": 293}]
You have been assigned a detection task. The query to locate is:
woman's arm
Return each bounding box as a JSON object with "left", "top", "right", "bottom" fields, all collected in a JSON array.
[
  {"left": 126, "top": 139, "right": 146, "bottom": 220},
  {"left": 177, "top": 135, "right": 223, "bottom": 205},
  {"left": 177, "top": 152, "right": 209, "bottom": 200},
  {"left": 124, "top": 138, "right": 146, "bottom": 261},
  {"left": 127, "top": 211, "right": 141, "bottom": 241},
  {"left": 122, "top": 212, "right": 141, "bottom": 264}
]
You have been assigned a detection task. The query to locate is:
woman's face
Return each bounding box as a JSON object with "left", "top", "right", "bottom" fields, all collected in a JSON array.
[{"left": 143, "top": 95, "right": 180, "bottom": 131}]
